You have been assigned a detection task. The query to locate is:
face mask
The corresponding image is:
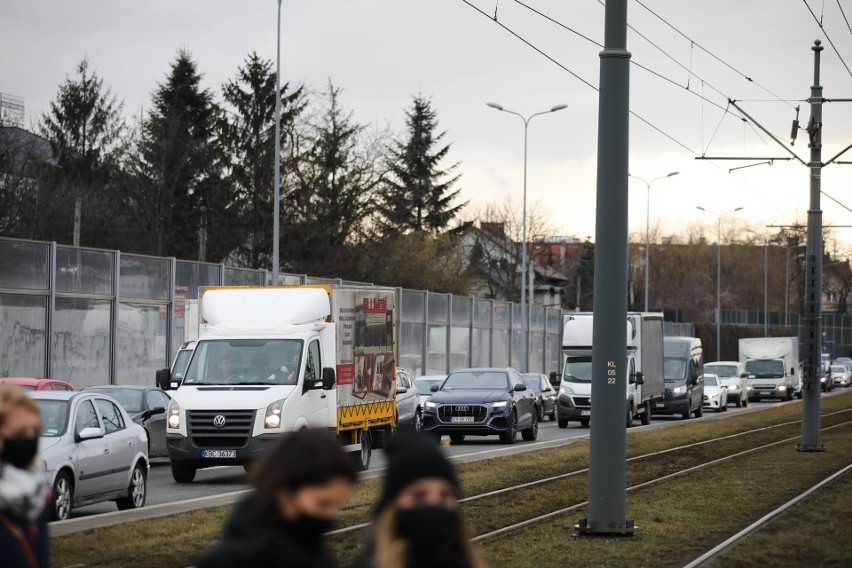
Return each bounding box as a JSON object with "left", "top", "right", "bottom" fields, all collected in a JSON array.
[
  {"left": 284, "top": 513, "right": 336, "bottom": 548},
  {"left": 396, "top": 506, "right": 459, "bottom": 549},
  {"left": 1, "top": 436, "right": 39, "bottom": 469}
]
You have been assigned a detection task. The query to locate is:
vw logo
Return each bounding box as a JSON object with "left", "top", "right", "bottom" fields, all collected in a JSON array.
[
  {"left": 213, "top": 415, "right": 227, "bottom": 428},
  {"left": 456, "top": 405, "right": 469, "bottom": 412}
]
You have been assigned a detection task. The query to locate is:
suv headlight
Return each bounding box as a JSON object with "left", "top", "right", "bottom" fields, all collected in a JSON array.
[
  {"left": 672, "top": 385, "right": 686, "bottom": 395},
  {"left": 265, "top": 399, "right": 285, "bottom": 429},
  {"left": 778, "top": 385, "right": 787, "bottom": 391},
  {"left": 559, "top": 386, "right": 573, "bottom": 396},
  {"left": 424, "top": 400, "right": 437, "bottom": 410},
  {"left": 168, "top": 400, "right": 180, "bottom": 429},
  {"left": 491, "top": 401, "right": 508, "bottom": 409}
]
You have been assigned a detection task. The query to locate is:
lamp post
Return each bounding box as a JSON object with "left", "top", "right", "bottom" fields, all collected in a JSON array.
[
  {"left": 628, "top": 171, "right": 679, "bottom": 312},
  {"left": 486, "top": 101, "right": 567, "bottom": 371},
  {"left": 746, "top": 231, "right": 780, "bottom": 337},
  {"left": 272, "top": 0, "right": 283, "bottom": 284},
  {"left": 697, "top": 206, "right": 744, "bottom": 360}
]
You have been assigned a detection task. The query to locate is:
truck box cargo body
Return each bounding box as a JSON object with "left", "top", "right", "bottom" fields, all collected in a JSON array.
[
  {"left": 158, "top": 286, "right": 396, "bottom": 480},
  {"left": 739, "top": 337, "right": 799, "bottom": 401},
  {"left": 555, "top": 312, "right": 664, "bottom": 427}
]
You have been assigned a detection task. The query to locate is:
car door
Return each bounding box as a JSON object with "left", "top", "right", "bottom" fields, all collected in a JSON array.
[
  {"left": 71, "top": 398, "right": 108, "bottom": 499},
  {"left": 396, "top": 371, "right": 415, "bottom": 425},
  {"left": 512, "top": 371, "right": 533, "bottom": 426},
  {"left": 145, "top": 390, "right": 170, "bottom": 456},
  {"left": 540, "top": 376, "right": 555, "bottom": 414},
  {"left": 93, "top": 398, "right": 136, "bottom": 492},
  {"left": 301, "top": 339, "right": 329, "bottom": 428}
]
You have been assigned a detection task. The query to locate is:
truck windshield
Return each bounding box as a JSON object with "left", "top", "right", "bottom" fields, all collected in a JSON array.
[
  {"left": 183, "top": 339, "right": 304, "bottom": 386},
  {"left": 704, "top": 364, "right": 738, "bottom": 378},
  {"left": 745, "top": 359, "right": 784, "bottom": 378},
  {"left": 563, "top": 357, "right": 592, "bottom": 383},
  {"left": 664, "top": 358, "right": 687, "bottom": 382}
]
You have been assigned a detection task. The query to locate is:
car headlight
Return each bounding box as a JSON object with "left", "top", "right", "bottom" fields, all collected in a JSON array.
[
  {"left": 425, "top": 400, "right": 437, "bottom": 410},
  {"left": 673, "top": 386, "right": 686, "bottom": 395},
  {"left": 820, "top": 377, "right": 826, "bottom": 383},
  {"left": 778, "top": 385, "right": 787, "bottom": 391},
  {"left": 559, "top": 386, "right": 573, "bottom": 396},
  {"left": 491, "top": 401, "right": 508, "bottom": 409},
  {"left": 265, "top": 399, "right": 285, "bottom": 429},
  {"left": 168, "top": 400, "right": 180, "bottom": 429}
]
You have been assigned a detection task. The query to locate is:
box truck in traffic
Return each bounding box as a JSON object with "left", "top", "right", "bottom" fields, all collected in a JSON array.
[
  {"left": 738, "top": 337, "right": 799, "bottom": 401},
  {"left": 156, "top": 285, "right": 397, "bottom": 482},
  {"left": 554, "top": 312, "right": 664, "bottom": 428}
]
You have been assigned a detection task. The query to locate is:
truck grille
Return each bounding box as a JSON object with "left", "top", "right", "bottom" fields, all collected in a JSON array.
[
  {"left": 664, "top": 389, "right": 673, "bottom": 401},
  {"left": 573, "top": 397, "right": 591, "bottom": 408},
  {"left": 188, "top": 409, "right": 255, "bottom": 448},
  {"left": 438, "top": 404, "right": 487, "bottom": 423}
]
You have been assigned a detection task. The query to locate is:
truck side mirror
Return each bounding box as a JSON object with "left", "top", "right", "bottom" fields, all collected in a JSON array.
[
  {"left": 634, "top": 371, "right": 644, "bottom": 386},
  {"left": 549, "top": 371, "right": 560, "bottom": 386},
  {"left": 321, "top": 367, "right": 336, "bottom": 391},
  {"left": 156, "top": 368, "right": 171, "bottom": 391}
]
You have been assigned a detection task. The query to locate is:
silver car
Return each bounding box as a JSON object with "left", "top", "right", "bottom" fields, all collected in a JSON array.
[{"left": 32, "top": 391, "right": 149, "bottom": 521}]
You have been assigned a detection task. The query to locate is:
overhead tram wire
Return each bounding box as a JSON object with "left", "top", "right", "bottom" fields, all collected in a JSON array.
[
  {"left": 838, "top": 0, "right": 852, "bottom": 37},
  {"left": 803, "top": 0, "right": 852, "bottom": 79},
  {"left": 632, "top": 0, "right": 798, "bottom": 108}
]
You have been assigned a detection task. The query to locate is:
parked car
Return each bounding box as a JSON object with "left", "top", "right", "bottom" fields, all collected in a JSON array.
[
  {"left": 829, "top": 364, "right": 851, "bottom": 388},
  {"left": 702, "top": 374, "right": 728, "bottom": 412},
  {"left": 412, "top": 375, "right": 447, "bottom": 408},
  {"left": 703, "top": 361, "right": 749, "bottom": 407},
  {"left": 422, "top": 368, "right": 537, "bottom": 444},
  {"left": 0, "top": 377, "right": 75, "bottom": 391},
  {"left": 30, "top": 391, "right": 149, "bottom": 520},
  {"left": 394, "top": 368, "right": 422, "bottom": 432},
  {"left": 84, "top": 385, "right": 170, "bottom": 457},
  {"left": 524, "top": 373, "right": 557, "bottom": 421}
]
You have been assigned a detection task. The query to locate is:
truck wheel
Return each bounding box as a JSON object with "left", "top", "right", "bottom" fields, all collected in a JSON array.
[
  {"left": 548, "top": 409, "right": 556, "bottom": 421},
  {"left": 626, "top": 405, "right": 634, "bottom": 428},
  {"left": 742, "top": 396, "right": 748, "bottom": 407},
  {"left": 736, "top": 394, "right": 743, "bottom": 408},
  {"left": 580, "top": 418, "right": 590, "bottom": 428},
  {"left": 682, "top": 409, "right": 691, "bottom": 420},
  {"left": 641, "top": 400, "right": 652, "bottom": 425},
  {"left": 500, "top": 411, "right": 517, "bottom": 444},
  {"left": 536, "top": 405, "right": 544, "bottom": 422},
  {"left": 558, "top": 417, "right": 569, "bottom": 429},
  {"left": 786, "top": 389, "right": 794, "bottom": 401},
  {"left": 695, "top": 405, "right": 703, "bottom": 418},
  {"left": 353, "top": 432, "right": 372, "bottom": 471},
  {"left": 171, "top": 463, "right": 196, "bottom": 484},
  {"left": 521, "top": 412, "right": 538, "bottom": 441}
]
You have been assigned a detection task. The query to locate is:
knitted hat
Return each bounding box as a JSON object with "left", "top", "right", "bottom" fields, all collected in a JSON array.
[{"left": 376, "top": 432, "right": 459, "bottom": 513}]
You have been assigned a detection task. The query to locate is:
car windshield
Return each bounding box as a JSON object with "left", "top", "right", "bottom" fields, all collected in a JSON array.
[
  {"left": 413, "top": 378, "right": 444, "bottom": 392},
  {"left": 88, "top": 388, "right": 144, "bottom": 413},
  {"left": 664, "top": 358, "right": 687, "bottom": 382},
  {"left": 563, "top": 357, "right": 592, "bottom": 383},
  {"left": 745, "top": 359, "right": 784, "bottom": 377},
  {"left": 442, "top": 371, "right": 509, "bottom": 390},
  {"left": 183, "top": 339, "right": 304, "bottom": 386},
  {"left": 831, "top": 366, "right": 845, "bottom": 374},
  {"left": 704, "top": 375, "right": 718, "bottom": 386},
  {"left": 172, "top": 349, "right": 193, "bottom": 380},
  {"left": 35, "top": 399, "right": 69, "bottom": 437},
  {"left": 704, "top": 364, "right": 738, "bottom": 378}
]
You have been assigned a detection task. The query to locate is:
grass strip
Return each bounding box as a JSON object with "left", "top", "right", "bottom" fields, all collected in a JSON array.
[{"left": 50, "top": 391, "right": 852, "bottom": 568}]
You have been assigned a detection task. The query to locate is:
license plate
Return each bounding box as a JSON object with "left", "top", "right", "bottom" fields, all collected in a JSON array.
[
  {"left": 580, "top": 410, "right": 591, "bottom": 416},
  {"left": 201, "top": 450, "right": 236, "bottom": 458},
  {"left": 760, "top": 391, "right": 772, "bottom": 396},
  {"left": 450, "top": 416, "right": 475, "bottom": 423}
]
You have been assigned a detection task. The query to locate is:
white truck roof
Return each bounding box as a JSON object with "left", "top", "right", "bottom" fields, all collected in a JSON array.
[{"left": 201, "top": 287, "right": 330, "bottom": 336}]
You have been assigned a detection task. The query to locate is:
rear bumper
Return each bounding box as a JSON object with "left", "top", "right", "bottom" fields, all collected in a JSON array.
[{"left": 167, "top": 433, "right": 279, "bottom": 468}]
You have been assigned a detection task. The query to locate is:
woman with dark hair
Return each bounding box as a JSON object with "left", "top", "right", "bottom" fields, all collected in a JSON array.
[
  {"left": 197, "top": 429, "right": 357, "bottom": 568},
  {"left": 358, "top": 432, "right": 485, "bottom": 568}
]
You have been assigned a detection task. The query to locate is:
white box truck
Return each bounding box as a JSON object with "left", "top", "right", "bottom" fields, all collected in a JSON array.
[
  {"left": 554, "top": 312, "right": 664, "bottom": 428},
  {"left": 738, "top": 337, "right": 799, "bottom": 401},
  {"left": 156, "top": 285, "right": 397, "bottom": 482}
]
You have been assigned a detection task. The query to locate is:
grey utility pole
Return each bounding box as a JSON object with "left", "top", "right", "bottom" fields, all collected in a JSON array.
[
  {"left": 576, "top": 0, "right": 634, "bottom": 537},
  {"left": 800, "top": 40, "right": 824, "bottom": 452},
  {"left": 272, "top": 0, "right": 283, "bottom": 284}
]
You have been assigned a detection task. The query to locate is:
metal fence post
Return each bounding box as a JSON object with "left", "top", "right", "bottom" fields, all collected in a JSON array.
[
  {"left": 509, "top": 303, "right": 515, "bottom": 369},
  {"left": 47, "top": 242, "right": 57, "bottom": 379},
  {"left": 469, "top": 297, "right": 475, "bottom": 368},
  {"left": 423, "top": 292, "right": 430, "bottom": 376},
  {"left": 168, "top": 257, "right": 177, "bottom": 367},
  {"left": 112, "top": 250, "right": 121, "bottom": 385},
  {"left": 219, "top": 262, "right": 226, "bottom": 286},
  {"left": 447, "top": 294, "right": 453, "bottom": 374}
]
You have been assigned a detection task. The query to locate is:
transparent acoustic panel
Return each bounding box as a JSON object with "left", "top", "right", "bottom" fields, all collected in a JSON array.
[
  {"left": 0, "top": 294, "right": 47, "bottom": 378},
  {"left": 426, "top": 325, "right": 448, "bottom": 375},
  {"left": 120, "top": 254, "right": 169, "bottom": 301},
  {"left": 492, "top": 329, "right": 510, "bottom": 368},
  {"left": 451, "top": 297, "right": 472, "bottom": 325},
  {"left": 53, "top": 298, "right": 111, "bottom": 388},
  {"left": 471, "top": 328, "right": 491, "bottom": 367},
  {"left": 529, "top": 332, "right": 545, "bottom": 374},
  {"left": 116, "top": 303, "right": 168, "bottom": 386},
  {"left": 450, "top": 326, "right": 471, "bottom": 370},
  {"left": 427, "top": 293, "right": 450, "bottom": 324},
  {"left": 175, "top": 261, "right": 221, "bottom": 300},
  {"left": 0, "top": 239, "right": 49, "bottom": 290},
  {"left": 224, "top": 267, "right": 265, "bottom": 286},
  {"left": 56, "top": 247, "right": 113, "bottom": 295},
  {"left": 400, "top": 290, "right": 426, "bottom": 323},
  {"left": 398, "top": 322, "right": 425, "bottom": 377}
]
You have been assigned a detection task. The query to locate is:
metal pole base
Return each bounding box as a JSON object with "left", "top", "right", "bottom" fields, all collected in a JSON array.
[
  {"left": 573, "top": 518, "right": 636, "bottom": 538},
  {"left": 796, "top": 443, "right": 825, "bottom": 452}
]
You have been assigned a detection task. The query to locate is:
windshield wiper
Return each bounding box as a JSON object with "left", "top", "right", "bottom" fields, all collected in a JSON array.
[{"left": 233, "top": 381, "right": 274, "bottom": 386}]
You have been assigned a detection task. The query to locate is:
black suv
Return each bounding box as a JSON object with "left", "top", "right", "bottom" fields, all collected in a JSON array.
[{"left": 421, "top": 368, "right": 538, "bottom": 444}]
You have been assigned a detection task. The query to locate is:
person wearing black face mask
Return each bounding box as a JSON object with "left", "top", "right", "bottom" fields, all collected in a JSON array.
[
  {"left": 196, "top": 429, "right": 357, "bottom": 568},
  {"left": 0, "top": 385, "right": 51, "bottom": 568},
  {"left": 357, "top": 432, "right": 485, "bottom": 568}
]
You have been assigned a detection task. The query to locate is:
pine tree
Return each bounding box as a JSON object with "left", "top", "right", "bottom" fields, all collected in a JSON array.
[
  {"left": 219, "top": 52, "right": 304, "bottom": 269},
  {"left": 381, "top": 96, "right": 464, "bottom": 234}
]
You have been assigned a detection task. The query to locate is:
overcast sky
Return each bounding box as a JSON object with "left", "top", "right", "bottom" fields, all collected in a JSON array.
[{"left": 3, "top": 0, "right": 852, "bottom": 249}]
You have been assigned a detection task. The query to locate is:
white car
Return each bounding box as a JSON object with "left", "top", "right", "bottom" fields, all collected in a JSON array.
[
  {"left": 702, "top": 374, "right": 729, "bottom": 413},
  {"left": 829, "top": 364, "right": 851, "bottom": 387},
  {"left": 703, "top": 361, "right": 748, "bottom": 407},
  {"left": 32, "top": 391, "right": 149, "bottom": 521},
  {"left": 412, "top": 375, "right": 447, "bottom": 408}
]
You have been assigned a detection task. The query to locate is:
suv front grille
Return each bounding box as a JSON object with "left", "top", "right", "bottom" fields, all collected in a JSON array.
[
  {"left": 188, "top": 409, "right": 255, "bottom": 448},
  {"left": 438, "top": 404, "right": 487, "bottom": 423}
]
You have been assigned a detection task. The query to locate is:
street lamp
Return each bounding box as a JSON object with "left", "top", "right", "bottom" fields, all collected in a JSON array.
[
  {"left": 628, "top": 171, "right": 679, "bottom": 312},
  {"left": 272, "top": 0, "right": 283, "bottom": 284},
  {"left": 697, "top": 206, "right": 744, "bottom": 360},
  {"left": 487, "top": 101, "right": 568, "bottom": 371},
  {"left": 746, "top": 230, "right": 780, "bottom": 337}
]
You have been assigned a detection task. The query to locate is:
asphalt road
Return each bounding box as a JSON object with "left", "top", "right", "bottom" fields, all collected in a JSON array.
[{"left": 67, "top": 401, "right": 763, "bottom": 519}]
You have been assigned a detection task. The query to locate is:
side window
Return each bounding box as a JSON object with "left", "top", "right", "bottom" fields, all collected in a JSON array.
[
  {"left": 74, "top": 400, "right": 100, "bottom": 436},
  {"left": 95, "top": 399, "right": 125, "bottom": 435},
  {"left": 305, "top": 341, "right": 321, "bottom": 383},
  {"left": 511, "top": 372, "right": 524, "bottom": 388},
  {"left": 55, "top": 383, "right": 71, "bottom": 391},
  {"left": 147, "top": 390, "right": 170, "bottom": 410}
]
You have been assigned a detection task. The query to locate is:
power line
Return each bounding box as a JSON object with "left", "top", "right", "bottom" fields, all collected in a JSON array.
[
  {"left": 632, "top": 0, "right": 797, "bottom": 108},
  {"left": 803, "top": 0, "right": 852, "bottom": 79},
  {"left": 513, "top": 0, "right": 603, "bottom": 48},
  {"left": 838, "top": 0, "right": 852, "bottom": 37}
]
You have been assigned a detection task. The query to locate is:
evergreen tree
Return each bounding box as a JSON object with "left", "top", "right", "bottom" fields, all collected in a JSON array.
[
  {"left": 130, "top": 49, "right": 223, "bottom": 259},
  {"left": 39, "top": 57, "right": 125, "bottom": 246},
  {"left": 381, "top": 96, "right": 464, "bottom": 234},
  {"left": 219, "top": 51, "right": 304, "bottom": 269}
]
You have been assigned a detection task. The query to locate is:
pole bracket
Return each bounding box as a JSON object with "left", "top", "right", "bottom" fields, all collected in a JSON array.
[{"left": 573, "top": 518, "right": 636, "bottom": 537}]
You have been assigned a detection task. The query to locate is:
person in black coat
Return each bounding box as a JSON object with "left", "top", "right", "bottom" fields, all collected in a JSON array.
[
  {"left": 196, "top": 428, "right": 357, "bottom": 568},
  {"left": 0, "top": 385, "right": 51, "bottom": 568}
]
